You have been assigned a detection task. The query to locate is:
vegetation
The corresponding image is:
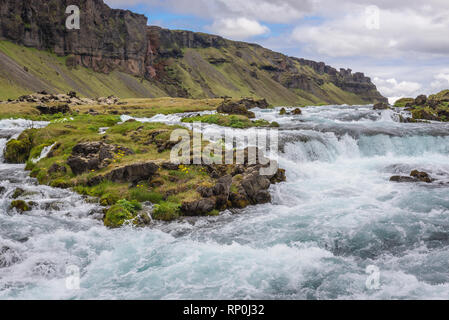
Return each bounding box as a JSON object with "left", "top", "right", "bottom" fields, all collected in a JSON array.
[{"left": 181, "top": 114, "right": 279, "bottom": 128}]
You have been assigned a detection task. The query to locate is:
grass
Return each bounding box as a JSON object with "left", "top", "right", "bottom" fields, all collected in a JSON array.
[{"left": 181, "top": 113, "right": 278, "bottom": 128}]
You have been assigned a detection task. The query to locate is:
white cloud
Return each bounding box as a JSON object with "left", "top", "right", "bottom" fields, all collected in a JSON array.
[
  {"left": 207, "top": 18, "right": 269, "bottom": 40},
  {"left": 373, "top": 77, "right": 422, "bottom": 101}
]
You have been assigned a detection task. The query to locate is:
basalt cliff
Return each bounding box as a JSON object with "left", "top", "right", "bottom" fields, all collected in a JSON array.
[{"left": 0, "top": 0, "right": 387, "bottom": 105}]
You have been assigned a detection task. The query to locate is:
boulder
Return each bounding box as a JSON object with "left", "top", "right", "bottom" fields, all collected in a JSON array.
[
  {"left": 105, "top": 162, "right": 160, "bottom": 184},
  {"left": 216, "top": 99, "right": 268, "bottom": 118},
  {"left": 373, "top": 102, "right": 390, "bottom": 110},
  {"left": 292, "top": 108, "right": 302, "bottom": 115},
  {"left": 48, "top": 163, "right": 67, "bottom": 175},
  {"left": 10, "top": 200, "right": 31, "bottom": 213},
  {"left": 410, "top": 170, "right": 433, "bottom": 183},
  {"left": 415, "top": 95, "right": 427, "bottom": 106},
  {"left": 181, "top": 198, "right": 216, "bottom": 216},
  {"left": 279, "top": 108, "right": 287, "bottom": 115},
  {"left": 390, "top": 176, "right": 416, "bottom": 183},
  {"left": 67, "top": 142, "right": 134, "bottom": 175}
]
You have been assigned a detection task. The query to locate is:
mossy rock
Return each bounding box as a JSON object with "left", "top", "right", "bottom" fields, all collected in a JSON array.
[
  {"left": 12, "top": 188, "right": 25, "bottom": 199},
  {"left": 10, "top": 200, "right": 31, "bottom": 213},
  {"left": 279, "top": 108, "right": 287, "bottom": 115},
  {"left": 49, "top": 179, "right": 71, "bottom": 189},
  {"left": 100, "top": 193, "right": 120, "bottom": 206},
  {"left": 104, "top": 205, "right": 135, "bottom": 228},
  {"left": 152, "top": 201, "right": 180, "bottom": 221},
  {"left": 4, "top": 131, "right": 34, "bottom": 163},
  {"left": 103, "top": 199, "right": 142, "bottom": 228}
]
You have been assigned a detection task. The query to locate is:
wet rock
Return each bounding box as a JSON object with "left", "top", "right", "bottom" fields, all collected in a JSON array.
[
  {"left": 12, "top": 188, "right": 25, "bottom": 199},
  {"left": 410, "top": 170, "right": 433, "bottom": 183},
  {"left": 0, "top": 186, "right": 5, "bottom": 194},
  {"left": 10, "top": 200, "right": 31, "bottom": 213},
  {"left": 181, "top": 198, "right": 216, "bottom": 216},
  {"left": 279, "top": 108, "right": 287, "bottom": 115},
  {"left": 67, "top": 141, "right": 134, "bottom": 175},
  {"left": 0, "top": 246, "right": 21, "bottom": 268},
  {"left": 373, "top": 102, "right": 390, "bottom": 110},
  {"left": 390, "top": 176, "right": 416, "bottom": 183},
  {"left": 292, "top": 108, "right": 302, "bottom": 115},
  {"left": 390, "top": 170, "right": 434, "bottom": 184}
]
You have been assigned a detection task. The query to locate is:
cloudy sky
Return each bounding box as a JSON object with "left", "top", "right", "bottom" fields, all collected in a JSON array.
[{"left": 105, "top": 0, "right": 449, "bottom": 102}]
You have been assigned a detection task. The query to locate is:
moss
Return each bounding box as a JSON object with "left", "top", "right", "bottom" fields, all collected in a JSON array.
[
  {"left": 104, "top": 204, "right": 135, "bottom": 228},
  {"left": 181, "top": 114, "right": 275, "bottom": 128},
  {"left": 100, "top": 193, "right": 120, "bottom": 206},
  {"left": 4, "top": 130, "right": 35, "bottom": 163},
  {"left": 394, "top": 98, "right": 414, "bottom": 108},
  {"left": 49, "top": 179, "right": 71, "bottom": 189},
  {"left": 10, "top": 200, "right": 31, "bottom": 213},
  {"left": 152, "top": 201, "right": 181, "bottom": 221}
]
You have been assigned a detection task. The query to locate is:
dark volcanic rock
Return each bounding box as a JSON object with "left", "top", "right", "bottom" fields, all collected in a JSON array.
[
  {"left": 390, "top": 170, "right": 434, "bottom": 184},
  {"left": 67, "top": 141, "right": 134, "bottom": 175},
  {"left": 36, "top": 104, "right": 70, "bottom": 115},
  {"left": 415, "top": 95, "right": 427, "bottom": 106},
  {"left": 373, "top": 102, "right": 390, "bottom": 110},
  {"left": 105, "top": 162, "right": 159, "bottom": 183}
]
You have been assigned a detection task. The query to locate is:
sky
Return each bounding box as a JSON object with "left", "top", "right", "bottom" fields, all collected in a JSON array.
[{"left": 104, "top": 0, "right": 449, "bottom": 103}]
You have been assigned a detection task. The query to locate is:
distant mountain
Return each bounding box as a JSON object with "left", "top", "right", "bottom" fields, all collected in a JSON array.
[{"left": 0, "top": 0, "right": 387, "bottom": 105}]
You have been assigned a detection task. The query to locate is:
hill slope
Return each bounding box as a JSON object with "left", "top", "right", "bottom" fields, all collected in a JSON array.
[{"left": 0, "top": 0, "right": 386, "bottom": 105}]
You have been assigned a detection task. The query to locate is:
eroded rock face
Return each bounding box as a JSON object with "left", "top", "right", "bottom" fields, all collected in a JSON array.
[
  {"left": 67, "top": 141, "right": 134, "bottom": 175},
  {"left": 0, "top": 0, "right": 149, "bottom": 76},
  {"left": 182, "top": 163, "right": 286, "bottom": 216},
  {"left": 105, "top": 162, "right": 159, "bottom": 183}
]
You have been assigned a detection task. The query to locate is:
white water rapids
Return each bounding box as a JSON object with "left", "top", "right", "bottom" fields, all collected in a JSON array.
[{"left": 1, "top": 106, "right": 449, "bottom": 299}]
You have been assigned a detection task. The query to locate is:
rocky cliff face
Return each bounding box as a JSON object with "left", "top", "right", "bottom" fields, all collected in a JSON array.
[
  {"left": 0, "top": 0, "right": 148, "bottom": 75},
  {"left": 0, "top": 0, "right": 387, "bottom": 104}
]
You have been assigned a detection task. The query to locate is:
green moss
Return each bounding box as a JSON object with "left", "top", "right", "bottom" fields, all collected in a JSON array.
[
  {"left": 181, "top": 114, "right": 274, "bottom": 128},
  {"left": 104, "top": 204, "right": 135, "bottom": 228},
  {"left": 4, "top": 130, "right": 35, "bottom": 163},
  {"left": 129, "top": 188, "right": 163, "bottom": 203},
  {"left": 394, "top": 98, "right": 414, "bottom": 108},
  {"left": 49, "top": 179, "right": 71, "bottom": 189},
  {"left": 10, "top": 200, "right": 31, "bottom": 213},
  {"left": 152, "top": 201, "right": 181, "bottom": 221},
  {"left": 100, "top": 193, "right": 120, "bottom": 206}
]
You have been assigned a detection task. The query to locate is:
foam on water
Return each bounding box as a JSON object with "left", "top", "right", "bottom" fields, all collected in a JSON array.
[{"left": 1, "top": 106, "right": 449, "bottom": 300}]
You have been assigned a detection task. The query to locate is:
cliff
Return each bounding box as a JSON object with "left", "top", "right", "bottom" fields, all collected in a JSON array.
[{"left": 0, "top": 0, "right": 387, "bottom": 105}]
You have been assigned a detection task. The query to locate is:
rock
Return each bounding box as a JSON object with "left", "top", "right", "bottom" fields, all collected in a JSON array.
[
  {"left": 181, "top": 198, "right": 216, "bottom": 216},
  {"left": 292, "top": 108, "right": 302, "bottom": 115},
  {"left": 48, "top": 163, "right": 67, "bottom": 175},
  {"left": 105, "top": 162, "right": 160, "bottom": 184},
  {"left": 67, "top": 142, "right": 134, "bottom": 175},
  {"left": 373, "top": 102, "right": 390, "bottom": 110},
  {"left": 10, "top": 200, "right": 31, "bottom": 213},
  {"left": 0, "top": 186, "right": 5, "bottom": 194},
  {"left": 390, "top": 176, "right": 416, "bottom": 183},
  {"left": 161, "top": 162, "right": 179, "bottom": 170},
  {"left": 390, "top": 170, "right": 434, "bottom": 184},
  {"left": 410, "top": 170, "right": 433, "bottom": 183},
  {"left": 12, "top": 188, "right": 25, "bottom": 199},
  {"left": 36, "top": 104, "right": 71, "bottom": 115},
  {"left": 4, "top": 130, "right": 34, "bottom": 164},
  {"left": 216, "top": 99, "right": 266, "bottom": 118},
  {"left": 0, "top": 246, "right": 21, "bottom": 268},
  {"left": 279, "top": 108, "right": 287, "bottom": 115},
  {"left": 415, "top": 95, "right": 427, "bottom": 106}
]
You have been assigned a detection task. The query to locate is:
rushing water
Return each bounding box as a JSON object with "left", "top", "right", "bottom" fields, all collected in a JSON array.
[{"left": 1, "top": 106, "right": 449, "bottom": 300}]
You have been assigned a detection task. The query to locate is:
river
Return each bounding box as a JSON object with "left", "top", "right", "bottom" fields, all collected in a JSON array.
[{"left": 1, "top": 105, "right": 449, "bottom": 299}]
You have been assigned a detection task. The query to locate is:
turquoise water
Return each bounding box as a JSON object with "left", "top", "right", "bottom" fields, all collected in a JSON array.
[{"left": 1, "top": 106, "right": 449, "bottom": 299}]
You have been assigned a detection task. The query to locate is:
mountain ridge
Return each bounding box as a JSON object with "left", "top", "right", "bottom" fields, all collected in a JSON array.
[{"left": 0, "top": 0, "right": 387, "bottom": 105}]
